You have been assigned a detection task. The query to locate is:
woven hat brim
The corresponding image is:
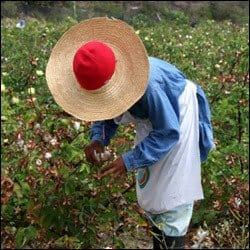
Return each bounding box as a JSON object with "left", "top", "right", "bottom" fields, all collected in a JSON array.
[{"left": 46, "top": 17, "right": 149, "bottom": 121}]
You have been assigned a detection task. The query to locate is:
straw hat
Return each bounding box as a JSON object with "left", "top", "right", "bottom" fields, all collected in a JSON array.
[{"left": 46, "top": 17, "right": 149, "bottom": 121}]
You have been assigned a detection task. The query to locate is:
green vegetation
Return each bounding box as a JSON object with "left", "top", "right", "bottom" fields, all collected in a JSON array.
[
  {"left": 1, "top": 1, "right": 249, "bottom": 25},
  {"left": 1, "top": 5, "right": 249, "bottom": 249}
]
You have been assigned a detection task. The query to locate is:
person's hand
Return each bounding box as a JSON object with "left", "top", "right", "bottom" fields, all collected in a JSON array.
[
  {"left": 98, "top": 157, "right": 127, "bottom": 186},
  {"left": 84, "top": 140, "right": 104, "bottom": 166}
]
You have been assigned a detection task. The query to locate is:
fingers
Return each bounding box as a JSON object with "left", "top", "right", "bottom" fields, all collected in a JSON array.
[
  {"left": 84, "top": 142, "right": 104, "bottom": 165},
  {"left": 98, "top": 161, "right": 126, "bottom": 187},
  {"left": 85, "top": 148, "right": 99, "bottom": 165},
  {"left": 98, "top": 163, "right": 117, "bottom": 178}
]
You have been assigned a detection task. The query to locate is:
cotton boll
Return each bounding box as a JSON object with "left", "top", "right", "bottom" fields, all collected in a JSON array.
[
  {"left": 17, "top": 139, "right": 24, "bottom": 147},
  {"left": 1, "top": 84, "right": 6, "bottom": 92},
  {"left": 1, "top": 116, "right": 7, "bottom": 121},
  {"left": 100, "top": 151, "right": 112, "bottom": 161},
  {"left": 73, "top": 121, "right": 81, "bottom": 131},
  {"left": 34, "top": 123, "right": 41, "bottom": 130},
  {"left": 36, "top": 159, "right": 42, "bottom": 166},
  {"left": 36, "top": 70, "right": 44, "bottom": 76},
  {"left": 45, "top": 152, "right": 52, "bottom": 159},
  {"left": 50, "top": 138, "right": 57, "bottom": 146},
  {"left": 94, "top": 150, "right": 112, "bottom": 162},
  {"left": 28, "top": 87, "right": 35, "bottom": 95},
  {"left": 43, "top": 133, "right": 52, "bottom": 142},
  {"left": 10, "top": 97, "right": 20, "bottom": 104},
  {"left": 197, "top": 229, "right": 208, "bottom": 240}
]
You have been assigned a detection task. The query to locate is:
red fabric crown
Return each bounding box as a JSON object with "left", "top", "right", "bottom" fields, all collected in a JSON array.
[{"left": 73, "top": 41, "right": 116, "bottom": 90}]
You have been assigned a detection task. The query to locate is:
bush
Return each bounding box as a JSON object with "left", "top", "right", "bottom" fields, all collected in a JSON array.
[
  {"left": 209, "top": 1, "right": 249, "bottom": 24},
  {"left": 1, "top": 1, "right": 20, "bottom": 18}
]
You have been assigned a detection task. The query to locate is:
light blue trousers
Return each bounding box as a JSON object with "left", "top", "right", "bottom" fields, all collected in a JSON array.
[{"left": 145, "top": 202, "right": 194, "bottom": 237}]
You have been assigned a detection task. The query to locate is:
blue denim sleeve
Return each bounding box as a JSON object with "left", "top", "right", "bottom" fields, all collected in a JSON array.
[
  {"left": 196, "top": 85, "right": 215, "bottom": 162},
  {"left": 122, "top": 85, "right": 180, "bottom": 171},
  {"left": 90, "top": 119, "right": 119, "bottom": 146}
]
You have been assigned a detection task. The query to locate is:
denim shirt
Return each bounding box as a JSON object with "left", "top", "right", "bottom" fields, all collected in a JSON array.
[{"left": 90, "top": 57, "right": 215, "bottom": 171}]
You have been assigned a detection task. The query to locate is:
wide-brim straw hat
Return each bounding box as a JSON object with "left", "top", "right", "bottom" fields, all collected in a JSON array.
[{"left": 46, "top": 17, "right": 149, "bottom": 121}]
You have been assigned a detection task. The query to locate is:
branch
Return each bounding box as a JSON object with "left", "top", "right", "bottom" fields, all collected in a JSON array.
[{"left": 103, "top": 179, "right": 135, "bottom": 207}]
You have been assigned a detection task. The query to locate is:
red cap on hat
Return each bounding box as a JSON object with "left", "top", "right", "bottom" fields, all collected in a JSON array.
[{"left": 73, "top": 41, "right": 116, "bottom": 90}]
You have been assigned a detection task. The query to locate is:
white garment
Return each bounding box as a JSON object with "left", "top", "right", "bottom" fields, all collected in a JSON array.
[{"left": 115, "top": 80, "right": 204, "bottom": 214}]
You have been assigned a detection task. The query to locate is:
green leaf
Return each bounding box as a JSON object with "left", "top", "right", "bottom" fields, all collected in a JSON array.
[
  {"left": 54, "top": 235, "right": 82, "bottom": 249},
  {"left": 40, "top": 206, "right": 58, "bottom": 229},
  {"left": 20, "top": 182, "right": 31, "bottom": 195},
  {"left": 113, "top": 236, "right": 125, "bottom": 249},
  {"left": 58, "top": 165, "right": 71, "bottom": 178},
  {"left": 23, "top": 111, "right": 37, "bottom": 124},
  {"left": 79, "top": 212, "right": 84, "bottom": 224},
  {"left": 15, "top": 226, "right": 37, "bottom": 248},
  {"left": 79, "top": 163, "right": 90, "bottom": 174},
  {"left": 61, "top": 143, "right": 82, "bottom": 163},
  {"left": 97, "top": 203, "right": 107, "bottom": 211},
  {"left": 64, "top": 180, "right": 76, "bottom": 195},
  {"left": 14, "top": 183, "right": 23, "bottom": 199},
  {"left": 87, "top": 224, "right": 96, "bottom": 233}
]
